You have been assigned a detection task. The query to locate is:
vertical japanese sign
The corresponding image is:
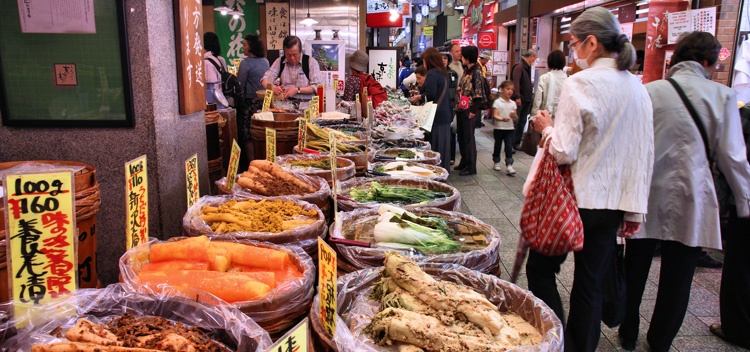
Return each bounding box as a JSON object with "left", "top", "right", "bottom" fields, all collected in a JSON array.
[
  {"left": 265, "top": 2, "right": 290, "bottom": 51},
  {"left": 175, "top": 0, "right": 205, "bottom": 115},
  {"left": 367, "top": 48, "right": 399, "bottom": 88},
  {"left": 266, "top": 128, "right": 277, "bottom": 162},
  {"left": 329, "top": 133, "right": 339, "bottom": 218},
  {"left": 298, "top": 116, "right": 309, "bottom": 148},
  {"left": 4, "top": 170, "right": 77, "bottom": 324},
  {"left": 311, "top": 96, "right": 320, "bottom": 118},
  {"left": 318, "top": 238, "right": 337, "bottom": 337},
  {"left": 214, "top": 0, "right": 260, "bottom": 63},
  {"left": 125, "top": 155, "right": 149, "bottom": 250},
  {"left": 226, "top": 139, "right": 242, "bottom": 191},
  {"left": 333, "top": 74, "right": 339, "bottom": 95},
  {"left": 266, "top": 318, "right": 309, "bottom": 352},
  {"left": 643, "top": 1, "right": 689, "bottom": 84},
  {"left": 262, "top": 88, "right": 273, "bottom": 112},
  {"left": 355, "top": 93, "right": 362, "bottom": 121},
  {"left": 185, "top": 154, "right": 199, "bottom": 209}
]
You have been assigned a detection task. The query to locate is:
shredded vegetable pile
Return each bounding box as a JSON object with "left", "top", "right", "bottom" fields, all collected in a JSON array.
[
  {"left": 349, "top": 182, "right": 448, "bottom": 205},
  {"left": 373, "top": 205, "right": 460, "bottom": 254}
]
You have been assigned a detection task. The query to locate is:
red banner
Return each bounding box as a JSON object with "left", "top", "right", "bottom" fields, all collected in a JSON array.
[
  {"left": 643, "top": 0, "right": 690, "bottom": 83},
  {"left": 482, "top": 2, "right": 496, "bottom": 32},
  {"left": 477, "top": 31, "right": 496, "bottom": 49},
  {"left": 462, "top": 0, "right": 482, "bottom": 38}
]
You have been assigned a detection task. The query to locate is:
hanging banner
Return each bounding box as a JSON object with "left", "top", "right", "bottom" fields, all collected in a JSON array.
[
  {"left": 643, "top": 1, "right": 689, "bottom": 84},
  {"left": 125, "top": 155, "right": 148, "bottom": 250},
  {"left": 176, "top": 0, "right": 205, "bottom": 115},
  {"left": 462, "top": 0, "right": 483, "bottom": 38},
  {"left": 265, "top": 2, "right": 290, "bottom": 51},
  {"left": 481, "top": 1, "right": 496, "bottom": 32},
  {"left": 367, "top": 48, "right": 399, "bottom": 89},
  {"left": 214, "top": 0, "right": 260, "bottom": 62}
]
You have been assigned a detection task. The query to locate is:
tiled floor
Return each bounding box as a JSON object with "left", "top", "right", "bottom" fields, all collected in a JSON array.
[{"left": 444, "top": 124, "right": 745, "bottom": 352}]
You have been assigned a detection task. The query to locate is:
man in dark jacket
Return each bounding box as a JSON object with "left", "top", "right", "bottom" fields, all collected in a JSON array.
[{"left": 511, "top": 49, "right": 537, "bottom": 149}]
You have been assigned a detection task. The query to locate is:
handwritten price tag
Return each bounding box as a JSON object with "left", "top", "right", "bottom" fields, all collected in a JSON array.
[
  {"left": 299, "top": 115, "right": 309, "bottom": 149},
  {"left": 262, "top": 88, "right": 273, "bottom": 112},
  {"left": 318, "top": 238, "right": 337, "bottom": 337},
  {"left": 266, "top": 318, "right": 309, "bottom": 352},
  {"left": 333, "top": 74, "right": 339, "bottom": 94},
  {"left": 355, "top": 93, "right": 361, "bottom": 121},
  {"left": 329, "top": 133, "right": 339, "bottom": 219},
  {"left": 185, "top": 154, "right": 199, "bottom": 209},
  {"left": 311, "top": 96, "right": 320, "bottom": 121},
  {"left": 125, "top": 155, "right": 149, "bottom": 250},
  {"left": 226, "top": 140, "right": 241, "bottom": 191},
  {"left": 266, "top": 128, "right": 277, "bottom": 162}
]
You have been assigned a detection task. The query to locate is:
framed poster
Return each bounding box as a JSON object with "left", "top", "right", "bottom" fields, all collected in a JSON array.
[
  {"left": 304, "top": 40, "right": 346, "bottom": 86},
  {"left": 366, "top": 47, "right": 401, "bottom": 89},
  {"left": 0, "top": 0, "right": 134, "bottom": 127}
]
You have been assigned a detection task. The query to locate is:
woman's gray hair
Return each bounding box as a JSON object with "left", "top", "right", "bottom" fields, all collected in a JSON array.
[{"left": 571, "top": 7, "right": 635, "bottom": 71}]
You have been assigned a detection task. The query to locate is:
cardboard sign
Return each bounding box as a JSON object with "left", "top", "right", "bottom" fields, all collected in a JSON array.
[
  {"left": 318, "top": 238, "right": 337, "bottom": 337},
  {"left": 262, "top": 88, "right": 273, "bottom": 112},
  {"left": 265, "top": 128, "right": 277, "bottom": 162},
  {"left": 4, "top": 170, "right": 77, "bottom": 326},
  {"left": 266, "top": 318, "right": 309, "bottom": 352},
  {"left": 185, "top": 154, "right": 199, "bottom": 209},
  {"left": 226, "top": 140, "right": 241, "bottom": 191},
  {"left": 125, "top": 155, "right": 149, "bottom": 250}
]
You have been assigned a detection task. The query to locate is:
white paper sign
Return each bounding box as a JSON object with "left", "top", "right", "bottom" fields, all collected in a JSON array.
[
  {"left": 691, "top": 7, "right": 716, "bottom": 33},
  {"left": 366, "top": 0, "right": 391, "bottom": 13},
  {"left": 620, "top": 22, "right": 634, "bottom": 42},
  {"left": 265, "top": 2, "right": 290, "bottom": 51},
  {"left": 492, "top": 51, "right": 508, "bottom": 63},
  {"left": 411, "top": 103, "right": 437, "bottom": 132},
  {"left": 368, "top": 49, "right": 399, "bottom": 89},
  {"left": 668, "top": 7, "right": 716, "bottom": 44},
  {"left": 18, "top": 0, "right": 96, "bottom": 34}
]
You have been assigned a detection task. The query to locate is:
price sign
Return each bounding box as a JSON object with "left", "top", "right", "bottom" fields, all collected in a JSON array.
[
  {"left": 318, "top": 238, "right": 337, "bottom": 337},
  {"left": 4, "top": 170, "right": 77, "bottom": 326},
  {"left": 333, "top": 74, "right": 339, "bottom": 94},
  {"left": 311, "top": 96, "right": 320, "bottom": 119},
  {"left": 299, "top": 115, "right": 309, "bottom": 149},
  {"left": 125, "top": 155, "right": 149, "bottom": 250},
  {"left": 329, "top": 133, "right": 339, "bottom": 219},
  {"left": 355, "top": 93, "right": 361, "bottom": 121},
  {"left": 262, "top": 88, "right": 273, "bottom": 112},
  {"left": 185, "top": 154, "right": 199, "bottom": 209},
  {"left": 266, "top": 318, "right": 309, "bottom": 352},
  {"left": 266, "top": 128, "right": 277, "bottom": 162},
  {"left": 226, "top": 140, "right": 241, "bottom": 191}
]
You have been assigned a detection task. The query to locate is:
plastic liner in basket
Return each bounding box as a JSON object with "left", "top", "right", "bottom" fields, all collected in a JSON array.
[
  {"left": 293, "top": 145, "right": 368, "bottom": 171},
  {"left": 372, "top": 138, "right": 431, "bottom": 150},
  {"left": 338, "top": 177, "right": 461, "bottom": 212},
  {"left": 369, "top": 147, "right": 441, "bottom": 166},
  {"left": 329, "top": 207, "right": 501, "bottom": 274},
  {"left": 276, "top": 154, "right": 356, "bottom": 184},
  {"left": 216, "top": 172, "right": 331, "bottom": 211},
  {"left": 183, "top": 194, "right": 326, "bottom": 255},
  {"left": 308, "top": 264, "right": 564, "bottom": 352},
  {"left": 119, "top": 238, "right": 316, "bottom": 337},
  {"left": 0, "top": 283, "right": 272, "bottom": 351},
  {"left": 369, "top": 161, "right": 449, "bottom": 182}
]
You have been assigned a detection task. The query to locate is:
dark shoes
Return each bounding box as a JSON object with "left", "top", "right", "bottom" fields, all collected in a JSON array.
[
  {"left": 619, "top": 334, "right": 636, "bottom": 351},
  {"left": 454, "top": 164, "right": 466, "bottom": 171},
  {"left": 459, "top": 169, "right": 477, "bottom": 176},
  {"left": 696, "top": 251, "right": 723, "bottom": 268},
  {"left": 710, "top": 323, "right": 727, "bottom": 340}
]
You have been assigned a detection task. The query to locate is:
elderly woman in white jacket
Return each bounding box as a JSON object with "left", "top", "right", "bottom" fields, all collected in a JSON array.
[
  {"left": 617, "top": 32, "right": 750, "bottom": 352},
  {"left": 532, "top": 7, "right": 654, "bottom": 352}
]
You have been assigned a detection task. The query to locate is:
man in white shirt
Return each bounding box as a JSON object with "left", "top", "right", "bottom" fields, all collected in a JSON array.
[{"left": 260, "top": 36, "right": 321, "bottom": 100}]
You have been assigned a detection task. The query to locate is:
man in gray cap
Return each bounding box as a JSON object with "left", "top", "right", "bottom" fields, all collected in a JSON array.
[
  {"left": 511, "top": 49, "right": 537, "bottom": 150},
  {"left": 479, "top": 51, "right": 492, "bottom": 78}
]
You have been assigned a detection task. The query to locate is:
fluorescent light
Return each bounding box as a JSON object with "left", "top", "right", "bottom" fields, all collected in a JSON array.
[{"left": 214, "top": 5, "right": 231, "bottom": 14}]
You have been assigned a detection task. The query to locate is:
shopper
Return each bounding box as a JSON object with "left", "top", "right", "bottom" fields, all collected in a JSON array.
[
  {"left": 449, "top": 43, "right": 464, "bottom": 82},
  {"left": 239, "top": 34, "right": 269, "bottom": 114},
  {"left": 531, "top": 50, "right": 567, "bottom": 119},
  {"left": 343, "top": 50, "right": 387, "bottom": 112},
  {"left": 407, "top": 66, "right": 428, "bottom": 105},
  {"left": 511, "top": 50, "right": 537, "bottom": 150},
  {"left": 398, "top": 57, "right": 413, "bottom": 95},
  {"left": 532, "top": 7, "right": 654, "bottom": 351},
  {"left": 491, "top": 80, "right": 517, "bottom": 175},
  {"left": 203, "top": 32, "right": 228, "bottom": 109},
  {"left": 618, "top": 31, "right": 750, "bottom": 352},
  {"left": 260, "top": 36, "right": 321, "bottom": 100},
  {"left": 455, "top": 46, "right": 489, "bottom": 176},
  {"left": 417, "top": 48, "right": 452, "bottom": 171},
  {"left": 441, "top": 51, "right": 459, "bottom": 165},
  {"left": 479, "top": 51, "right": 491, "bottom": 78}
]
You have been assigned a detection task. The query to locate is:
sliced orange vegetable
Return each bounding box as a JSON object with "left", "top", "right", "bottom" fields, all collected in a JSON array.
[
  {"left": 229, "top": 264, "right": 301, "bottom": 286},
  {"left": 140, "top": 260, "right": 209, "bottom": 273},
  {"left": 211, "top": 241, "right": 290, "bottom": 270},
  {"left": 227, "top": 266, "right": 276, "bottom": 287},
  {"left": 150, "top": 236, "right": 212, "bottom": 263},
  {"left": 138, "top": 270, "right": 272, "bottom": 302}
]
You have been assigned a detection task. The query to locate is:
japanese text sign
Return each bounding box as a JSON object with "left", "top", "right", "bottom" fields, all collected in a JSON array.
[
  {"left": 265, "top": 2, "right": 290, "bottom": 51},
  {"left": 4, "top": 170, "right": 77, "bottom": 323},
  {"left": 329, "top": 133, "right": 339, "bottom": 218},
  {"left": 667, "top": 7, "right": 716, "bottom": 44},
  {"left": 227, "top": 139, "right": 242, "bottom": 191},
  {"left": 318, "top": 238, "right": 337, "bottom": 336},
  {"left": 262, "top": 89, "right": 273, "bottom": 112},
  {"left": 125, "top": 155, "right": 149, "bottom": 250},
  {"left": 266, "top": 318, "right": 309, "bottom": 352},
  {"left": 298, "top": 116, "right": 309, "bottom": 148},
  {"left": 215, "top": 1, "right": 260, "bottom": 62},
  {"left": 266, "top": 128, "right": 277, "bottom": 162},
  {"left": 185, "top": 154, "right": 199, "bottom": 209},
  {"left": 311, "top": 96, "right": 320, "bottom": 118},
  {"left": 175, "top": 0, "right": 205, "bottom": 115},
  {"left": 367, "top": 49, "right": 398, "bottom": 89}
]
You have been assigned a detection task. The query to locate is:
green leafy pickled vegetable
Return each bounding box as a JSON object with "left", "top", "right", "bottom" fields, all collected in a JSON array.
[{"left": 349, "top": 182, "right": 448, "bottom": 204}]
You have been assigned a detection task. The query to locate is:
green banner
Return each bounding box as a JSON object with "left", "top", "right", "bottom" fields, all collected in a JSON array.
[{"left": 214, "top": 0, "right": 260, "bottom": 64}]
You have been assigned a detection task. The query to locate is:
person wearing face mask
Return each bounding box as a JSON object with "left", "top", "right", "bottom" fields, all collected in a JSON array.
[{"left": 532, "top": 7, "right": 654, "bottom": 351}]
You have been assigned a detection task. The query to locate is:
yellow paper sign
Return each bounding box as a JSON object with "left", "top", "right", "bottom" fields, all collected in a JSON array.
[
  {"left": 333, "top": 74, "right": 339, "bottom": 94},
  {"left": 262, "top": 88, "right": 273, "bottom": 112},
  {"left": 299, "top": 115, "right": 309, "bottom": 149},
  {"left": 266, "top": 128, "right": 277, "bottom": 162},
  {"left": 355, "top": 93, "right": 361, "bottom": 121},
  {"left": 126, "top": 155, "right": 149, "bottom": 250},
  {"left": 185, "top": 154, "right": 199, "bottom": 209},
  {"left": 226, "top": 139, "right": 241, "bottom": 191},
  {"left": 266, "top": 318, "right": 309, "bottom": 352},
  {"left": 424, "top": 26, "right": 434, "bottom": 36},
  {"left": 318, "top": 238, "right": 337, "bottom": 337},
  {"left": 5, "top": 170, "right": 77, "bottom": 325},
  {"left": 329, "top": 133, "right": 338, "bottom": 218},
  {"left": 311, "top": 96, "right": 320, "bottom": 116}
]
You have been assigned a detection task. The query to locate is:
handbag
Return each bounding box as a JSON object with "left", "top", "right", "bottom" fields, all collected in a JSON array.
[
  {"left": 519, "top": 145, "right": 584, "bottom": 256},
  {"left": 520, "top": 129, "right": 542, "bottom": 156},
  {"left": 601, "top": 238, "right": 626, "bottom": 328}
]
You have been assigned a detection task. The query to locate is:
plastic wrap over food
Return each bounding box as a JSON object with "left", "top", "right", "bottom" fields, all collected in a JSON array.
[
  {"left": 372, "top": 138, "right": 431, "bottom": 150},
  {"left": 369, "top": 148, "right": 441, "bottom": 166},
  {"left": 216, "top": 172, "right": 331, "bottom": 209},
  {"left": 0, "top": 283, "right": 273, "bottom": 351},
  {"left": 329, "top": 207, "right": 500, "bottom": 274},
  {"left": 338, "top": 177, "right": 461, "bottom": 212},
  {"left": 183, "top": 194, "right": 326, "bottom": 254},
  {"left": 309, "top": 264, "right": 564, "bottom": 352},
  {"left": 119, "top": 238, "right": 316, "bottom": 336},
  {"left": 369, "top": 161, "right": 449, "bottom": 182},
  {"left": 293, "top": 145, "right": 368, "bottom": 169},
  {"left": 276, "top": 154, "right": 356, "bottom": 184},
  {"left": 317, "top": 123, "right": 368, "bottom": 141}
]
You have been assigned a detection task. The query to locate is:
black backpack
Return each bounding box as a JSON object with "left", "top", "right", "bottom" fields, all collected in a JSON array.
[
  {"left": 278, "top": 54, "right": 311, "bottom": 81},
  {"left": 477, "top": 75, "right": 493, "bottom": 110},
  {"left": 206, "top": 57, "right": 244, "bottom": 108}
]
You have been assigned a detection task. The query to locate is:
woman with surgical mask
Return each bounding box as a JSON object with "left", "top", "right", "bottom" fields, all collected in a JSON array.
[{"left": 531, "top": 7, "right": 654, "bottom": 351}]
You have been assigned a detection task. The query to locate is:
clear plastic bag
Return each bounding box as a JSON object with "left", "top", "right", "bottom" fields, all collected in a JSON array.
[
  {"left": 292, "top": 145, "right": 368, "bottom": 172},
  {"left": 309, "top": 264, "right": 564, "bottom": 352},
  {"left": 182, "top": 194, "right": 327, "bottom": 254},
  {"left": 369, "top": 148, "right": 442, "bottom": 166},
  {"left": 0, "top": 283, "right": 273, "bottom": 351},
  {"left": 372, "top": 138, "right": 431, "bottom": 151},
  {"left": 119, "top": 238, "right": 316, "bottom": 336},
  {"left": 329, "top": 207, "right": 500, "bottom": 274},
  {"left": 338, "top": 177, "right": 461, "bottom": 212},
  {"left": 369, "top": 161, "right": 449, "bottom": 182},
  {"left": 276, "top": 154, "right": 356, "bottom": 185},
  {"left": 216, "top": 172, "right": 332, "bottom": 215}
]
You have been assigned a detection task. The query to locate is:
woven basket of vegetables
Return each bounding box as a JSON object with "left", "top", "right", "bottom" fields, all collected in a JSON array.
[
  {"left": 183, "top": 195, "right": 326, "bottom": 255},
  {"left": 337, "top": 177, "right": 461, "bottom": 212},
  {"left": 369, "top": 161, "right": 449, "bottom": 182},
  {"left": 276, "top": 154, "right": 356, "bottom": 185},
  {"left": 309, "top": 254, "right": 564, "bottom": 352},
  {"left": 119, "top": 236, "right": 316, "bottom": 338},
  {"left": 369, "top": 148, "right": 441, "bottom": 166},
  {"left": 328, "top": 205, "right": 500, "bottom": 274}
]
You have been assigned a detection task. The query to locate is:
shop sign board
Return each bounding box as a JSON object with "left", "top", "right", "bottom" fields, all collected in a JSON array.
[
  {"left": 125, "top": 155, "right": 149, "bottom": 251},
  {"left": 266, "top": 318, "right": 309, "bottom": 352},
  {"left": 318, "top": 238, "right": 337, "bottom": 337},
  {"left": 266, "top": 128, "right": 277, "bottom": 163},
  {"left": 265, "top": 2, "right": 290, "bottom": 51},
  {"left": 226, "top": 140, "right": 241, "bottom": 191},
  {"left": 667, "top": 7, "right": 716, "bottom": 45},
  {"left": 367, "top": 48, "right": 400, "bottom": 89},
  {"left": 185, "top": 154, "right": 199, "bottom": 209},
  {"left": 175, "top": 0, "right": 206, "bottom": 115},
  {"left": 481, "top": 1, "right": 496, "bottom": 32},
  {"left": 4, "top": 170, "right": 77, "bottom": 327},
  {"left": 215, "top": 1, "right": 260, "bottom": 63},
  {"left": 478, "top": 31, "right": 496, "bottom": 49},
  {"left": 644, "top": 1, "right": 689, "bottom": 84},
  {"left": 367, "top": 0, "right": 404, "bottom": 27},
  {"left": 462, "top": 0, "right": 483, "bottom": 37}
]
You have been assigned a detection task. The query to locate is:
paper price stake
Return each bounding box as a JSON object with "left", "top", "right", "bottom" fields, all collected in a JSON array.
[
  {"left": 125, "top": 155, "right": 149, "bottom": 251},
  {"left": 265, "top": 128, "right": 277, "bottom": 162},
  {"left": 355, "top": 93, "right": 361, "bottom": 121},
  {"left": 226, "top": 140, "right": 241, "bottom": 191},
  {"left": 329, "top": 132, "right": 339, "bottom": 219},
  {"left": 266, "top": 318, "right": 309, "bottom": 352},
  {"left": 262, "top": 88, "right": 273, "bottom": 112},
  {"left": 311, "top": 96, "right": 319, "bottom": 121},
  {"left": 333, "top": 74, "right": 339, "bottom": 94},
  {"left": 299, "top": 114, "right": 310, "bottom": 149},
  {"left": 185, "top": 154, "right": 199, "bottom": 209},
  {"left": 4, "top": 170, "right": 77, "bottom": 327},
  {"left": 317, "top": 238, "right": 337, "bottom": 337}
]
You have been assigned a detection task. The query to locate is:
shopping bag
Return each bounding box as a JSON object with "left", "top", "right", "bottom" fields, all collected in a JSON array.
[
  {"left": 520, "top": 129, "right": 542, "bottom": 156},
  {"left": 602, "top": 239, "right": 626, "bottom": 328}
]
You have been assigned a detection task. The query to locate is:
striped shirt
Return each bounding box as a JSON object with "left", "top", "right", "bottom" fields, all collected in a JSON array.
[{"left": 261, "top": 55, "right": 322, "bottom": 100}]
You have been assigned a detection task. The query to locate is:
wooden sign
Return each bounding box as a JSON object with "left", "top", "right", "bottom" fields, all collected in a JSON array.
[
  {"left": 265, "top": 2, "right": 290, "bottom": 51},
  {"left": 185, "top": 154, "right": 199, "bottom": 209},
  {"left": 4, "top": 170, "right": 77, "bottom": 326},
  {"left": 266, "top": 318, "right": 309, "bottom": 352},
  {"left": 125, "top": 155, "right": 149, "bottom": 250},
  {"left": 318, "top": 238, "right": 337, "bottom": 337},
  {"left": 266, "top": 128, "right": 277, "bottom": 162},
  {"left": 226, "top": 140, "right": 241, "bottom": 192},
  {"left": 262, "top": 88, "right": 273, "bottom": 112},
  {"left": 175, "top": 0, "right": 206, "bottom": 115}
]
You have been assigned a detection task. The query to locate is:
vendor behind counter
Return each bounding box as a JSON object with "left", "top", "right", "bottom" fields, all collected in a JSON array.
[
  {"left": 260, "top": 36, "right": 321, "bottom": 101},
  {"left": 343, "top": 50, "right": 387, "bottom": 113}
]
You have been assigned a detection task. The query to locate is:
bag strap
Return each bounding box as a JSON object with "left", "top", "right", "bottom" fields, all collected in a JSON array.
[
  {"left": 667, "top": 78, "right": 713, "bottom": 163},
  {"left": 278, "top": 55, "right": 310, "bottom": 81},
  {"left": 436, "top": 76, "right": 448, "bottom": 107},
  {"left": 206, "top": 57, "right": 225, "bottom": 74}
]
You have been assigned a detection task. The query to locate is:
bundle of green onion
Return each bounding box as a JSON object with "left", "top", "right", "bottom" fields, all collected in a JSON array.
[
  {"left": 373, "top": 205, "right": 460, "bottom": 254},
  {"left": 349, "top": 182, "right": 448, "bottom": 205}
]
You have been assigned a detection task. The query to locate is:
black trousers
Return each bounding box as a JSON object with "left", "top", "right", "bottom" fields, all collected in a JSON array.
[
  {"left": 720, "top": 206, "right": 750, "bottom": 349},
  {"left": 455, "top": 110, "right": 477, "bottom": 171},
  {"left": 429, "top": 123, "right": 452, "bottom": 171},
  {"left": 565, "top": 209, "right": 624, "bottom": 352},
  {"left": 450, "top": 131, "right": 457, "bottom": 162},
  {"left": 619, "top": 238, "right": 701, "bottom": 352},
  {"left": 513, "top": 101, "right": 532, "bottom": 148},
  {"left": 492, "top": 129, "right": 515, "bottom": 165},
  {"left": 526, "top": 249, "right": 568, "bottom": 325}
]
